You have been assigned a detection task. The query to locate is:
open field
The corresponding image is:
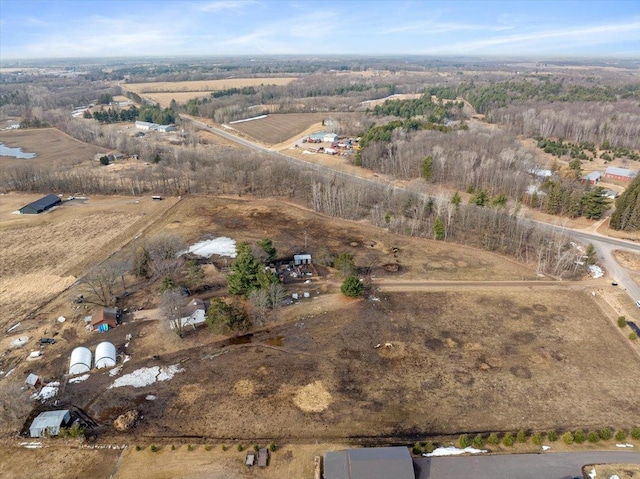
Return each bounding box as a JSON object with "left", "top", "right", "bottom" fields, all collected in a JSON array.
[
  {"left": 0, "top": 128, "right": 107, "bottom": 178},
  {"left": 125, "top": 78, "right": 295, "bottom": 93},
  {"left": 144, "top": 91, "right": 213, "bottom": 107},
  {"left": 0, "top": 194, "right": 178, "bottom": 327},
  {"left": 228, "top": 113, "right": 341, "bottom": 145}
]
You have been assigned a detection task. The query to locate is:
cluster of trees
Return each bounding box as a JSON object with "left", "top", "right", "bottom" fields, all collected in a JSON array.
[
  {"left": 372, "top": 94, "right": 462, "bottom": 122},
  {"left": 211, "top": 86, "right": 256, "bottom": 98},
  {"left": 87, "top": 105, "right": 139, "bottom": 123},
  {"left": 138, "top": 104, "right": 175, "bottom": 124},
  {"left": 610, "top": 175, "right": 640, "bottom": 231},
  {"left": 96, "top": 93, "right": 113, "bottom": 105},
  {"left": 540, "top": 182, "right": 610, "bottom": 219},
  {"left": 535, "top": 137, "right": 596, "bottom": 160}
]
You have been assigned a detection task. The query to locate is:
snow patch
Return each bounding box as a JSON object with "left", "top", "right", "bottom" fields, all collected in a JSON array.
[
  {"left": 20, "top": 442, "right": 42, "bottom": 448},
  {"left": 109, "top": 364, "right": 183, "bottom": 389},
  {"left": 423, "top": 446, "right": 487, "bottom": 457},
  {"left": 182, "top": 237, "right": 236, "bottom": 258},
  {"left": 57, "top": 316, "right": 66, "bottom": 323},
  {"left": 542, "top": 445, "right": 551, "bottom": 451},
  {"left": 588, "top": 265, "right": 603, "bottom": 278},
  {"left": 69, "top": 374, "right": 89, "bottom": 383},
  {"left": 145, "top": 394, "right": 157, "bottom": 401},
  {"left": 11, "top": 336, "right": 28, "bottom": 347},
  {"left": 589, "top": 467, "right": 597, "bottom": 478},
  {"left": 31, "top": 381, "right": 59, "bottom": 401},
  {"left": 4, "top": 368, "right": 16, "bottom": 377},
  {"left": 610, "top": 475, "right": 620, "bottom": 479},
  {"left": 616, "top": 443, "right": 634, "bottom": 448},
  {"left": 229, "top": 114, "right": 268, "bottom": 124}
]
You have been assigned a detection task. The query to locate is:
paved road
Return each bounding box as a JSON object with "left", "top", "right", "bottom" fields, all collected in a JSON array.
[
  {"left": 181, "top": 115, "right": 640, "bottom": 308},
  {"left": 415, "top": 451, "right": 640, "bottom": 479}
]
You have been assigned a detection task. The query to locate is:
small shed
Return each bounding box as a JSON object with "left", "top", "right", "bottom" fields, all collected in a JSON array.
[
  {"left": 94, "top": 341, "right": 117, "bottom": 369},
  {"left": 582, "top": 171, "right": 602, "bottom": 185},
  {"left": 25, "top": 373, "right": 41, "bottom": 389},
  {"left": 19, "top": 194, "right": 61, "bottom": 215},
  {"left": 246, "top": 453, "right": 255, "bottom": 466},
  {"left": 258, "top": 448, "right": 269, "bottom": 467},
  {"left": 69, "top": 346, "right": 92, "bottom": 375},
  {"left": 294, "top": 254, "right": 312, "bottom": 265},
  {"left": 29, "top": 410, "right": 70, "bottom": 437},
  {"left": 91, "top": 307, "right": 119, "bottom": 329}
]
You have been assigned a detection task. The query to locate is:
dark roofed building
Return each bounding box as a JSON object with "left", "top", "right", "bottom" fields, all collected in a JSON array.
[
  {"left": 19, "top": 194, "right": 61, "bottom": 215},
  {"left": 91, "top": 307, "right": 119, "bottom": 329},
  {"left": 323, "top": 446, "right": 414, "bottom": 479}
]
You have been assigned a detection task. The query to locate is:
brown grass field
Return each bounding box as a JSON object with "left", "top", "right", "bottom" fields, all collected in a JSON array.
[
  {"left": 126, "top": 78, "right": 295, "bottom": 93},
  {"left": 1, "top": 196, "right": 639, "bottom": 478},
  {"left": 228, "top": 113, "right": 339, "bottom": 145},
  {"left": 0, "top": 194, "right": 178, "bottom": 328},
  {"left": 0, "top": 128, "right": 107, "bottom": 180},
  {"left": 143, "top": 91, "right": 214, "bottom": 107}
]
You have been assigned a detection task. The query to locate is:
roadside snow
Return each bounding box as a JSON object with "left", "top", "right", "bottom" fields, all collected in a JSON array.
[
  {"left": 229, "top": 114, "right": 268, "bottom": 124},
  {"left": 20, "top": 442, "right": 42, "bottom": 449},
  {"left": 109, "top": 364, "right": 183, "bottom": 389},
  {"left": 616, "top": 443, "right": 634, "bottom": 448},
  {"left": 183, "top": 237, "right": 236, "bottom": 258},
  {"left": 589, "top": 467, "right": 596, "bottom": 478},
  {"left": 69, "top": 374, "right": 89, "bottom": 383},
  {"left": 542, "top": 445, "right": 551, "bottom": 451},
  {"left": 423, "top": 446, "right": 487, "bottom": 457},
  {"left": 31, "top": 381, "right": 59, "bottom": 401}
]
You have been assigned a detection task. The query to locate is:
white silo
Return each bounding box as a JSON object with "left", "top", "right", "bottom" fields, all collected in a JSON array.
[
  {"left": 69, "top": 346, "right": 92, "bottom": 375},
  {"left": 94, "top": 341, "right": 116, "bottom": 369}
]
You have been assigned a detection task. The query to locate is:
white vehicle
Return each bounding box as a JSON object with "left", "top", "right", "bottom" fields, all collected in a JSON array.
[{"left": 635, "top": 300, "right": 640, "bottom": 308}]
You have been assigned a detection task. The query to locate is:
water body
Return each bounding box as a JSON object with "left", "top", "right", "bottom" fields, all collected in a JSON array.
[{"left": 0, "top": 142, "right": 36, "bottom": 159}]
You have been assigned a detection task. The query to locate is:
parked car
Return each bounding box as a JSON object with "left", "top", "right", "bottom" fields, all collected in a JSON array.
[
  {"left": 611, "top": 280, "right": 618, "bottom": 286},
  {"left": 636, "top": 300, "right": 640, "bottom": 308},
  {"left": 39, "top": 337, "right": 56, "bottom": 345}
]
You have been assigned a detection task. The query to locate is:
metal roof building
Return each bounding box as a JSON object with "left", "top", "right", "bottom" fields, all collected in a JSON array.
[
  {"left": 323, "top": 446, "right": 414, "bottom": 479},
  {"left": 19, "top": 194, "right": 61, "bottom": 214},
  {"left": 29, "top": 410, "right": 71, "bottom": 437}
]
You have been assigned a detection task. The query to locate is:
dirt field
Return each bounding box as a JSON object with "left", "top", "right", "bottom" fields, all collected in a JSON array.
[
  {"left": 226, "top": 113, "right": 333, "bottom": 145},
  {"left": 0, "top": 128, "right": 107, "bottom": 179},
  {"left": 0, "top": 194, "right": 178, "bottom": 327}
]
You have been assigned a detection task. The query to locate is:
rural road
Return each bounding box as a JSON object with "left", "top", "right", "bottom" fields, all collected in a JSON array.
[
  {"left": 375, "top": 280, "right": 585, "bottom": 291},
  {"left": 415, "top": 451, "right": 640, "bottom": 479},
  {"left": 181, "top": 115, "right": 640, "bottom": 307}
]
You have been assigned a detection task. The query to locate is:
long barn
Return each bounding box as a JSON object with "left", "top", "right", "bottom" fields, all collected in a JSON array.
[{"left": 19, "top": 194, "right": 61, "bottom": 214}]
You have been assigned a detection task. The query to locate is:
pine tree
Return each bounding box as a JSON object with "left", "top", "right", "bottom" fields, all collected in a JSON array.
[
  {"left": 451, "top": 191, "right": 461, "bottom": 209},
  {"left": 610, "top": 174, "right": 640, "bottom": 231},
  {"left": 582, "top": 186, "right": 610, "bottom": 220},
  {"left": 433, "top": 216, "right": 445, "bottom": 240},
  {"left": 421, "top": 155, "right": 433, "bottom": 181},
  {"left": 227, "top": 242, "right": 261, "bottom": 297}
]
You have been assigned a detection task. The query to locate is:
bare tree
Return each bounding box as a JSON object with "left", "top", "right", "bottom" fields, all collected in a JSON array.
[
  {"left": 249, "top": 289, "right": 270, "bottom": 326},
  {"left": 144, "top": 233, "right": 186, "bottom": 280},
  {"left": 160, "top": 288, "right": 189, "bottom": 338},
  {"left": 267, "top": 283, "right": 288, "bottom": 316},
  {"left": 78, "top": 259, "right": 128, "bottom": 306}
]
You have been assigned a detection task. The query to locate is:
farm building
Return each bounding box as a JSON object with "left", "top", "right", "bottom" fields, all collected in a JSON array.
[
  {"left": 307, "top": 132, "right": 339, "bottom": 143},
  {"left": 323, "top": 446, "right": 414, "bottom": 479},
  {"left": 19, "top": 194, "right": 61, "bottom": 215},
  {"left": 69, "top": 346, "right": 92, "bottom": 375},
  {"left": 582, "top": 171, "right": 602, "bottom": 185},
  {"left": 604, "top": 166, "right": 638, "bottom": 181},
  {"left": 94, "top": 341, "right": 117, "bottom": 369},
  {"left": 529, "top": 168, "right": 553, "bottom": 179},
  {"left": 91, "top": 307, "right": 119, "bottom": 331},
  {"left": 29, "top": 410, "right": 71, "bottom": 438},
  {"left": 135, "top": 120, "right": 176, "bottom": 132},
  {"left": 25, "top": 373, "right": 41, "bottom": 389},
  {"left": 294, "top": 254, "right": 312, "bottom": 265},
  {"left": 170, "top": 298, "right": 207, "bottom": 331}
]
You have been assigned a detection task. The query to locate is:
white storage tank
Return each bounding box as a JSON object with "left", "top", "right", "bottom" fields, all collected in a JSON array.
[
  {"left": 69, "top": 346, "right": 92, "bottom": 375},
  {"left": 94, "top": 341, "right": 116, "bottom": 369}
]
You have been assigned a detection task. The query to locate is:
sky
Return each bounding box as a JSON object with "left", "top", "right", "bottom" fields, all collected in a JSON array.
[{"left": 0, "top": 0, "right": 639, "bottom": 60}]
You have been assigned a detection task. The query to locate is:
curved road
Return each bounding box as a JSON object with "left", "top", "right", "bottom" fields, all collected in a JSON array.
[
  {"left": 416, "top": 451, "right": 640, "bottom": 479},
  {"left": 182, "top": 115, "right": 640, "bottom": 307}
]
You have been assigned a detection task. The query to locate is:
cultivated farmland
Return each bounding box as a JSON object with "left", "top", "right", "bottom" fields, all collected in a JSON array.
[{"left": 228, "top": 113, "right": 339, "bottom": 145}]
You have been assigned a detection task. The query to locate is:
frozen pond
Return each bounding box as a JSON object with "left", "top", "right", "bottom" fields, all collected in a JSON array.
[{"left": 0, "top": 142, "right": 36, "bottom": 159}]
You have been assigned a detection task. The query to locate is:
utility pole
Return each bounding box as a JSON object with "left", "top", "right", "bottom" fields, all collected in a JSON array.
[{"left": 304, "top": 231, "right": 308, "bottom": 250}]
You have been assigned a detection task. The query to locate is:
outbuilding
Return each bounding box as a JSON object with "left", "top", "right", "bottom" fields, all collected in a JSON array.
[
  {"left": 19, "top": 194, "right": 62, "bottom": 215},
  {"left": 29, "top": 410, "right": 71, "bottom": 437},
  {"left": 604, "top": 166, "right": 638, "bottom": 182},
  {"left": 294, "top": 254, "right": 312, "bottom": 265},
  {"left": 171, "top": 298, "right": 207, "bottom": 331},
  {"left": 25, "top": 373, "right": 41, "bottom": 389},
  {"left": 91, "top": 307, "right": 119, "bottom": 330},
  {"left": 323, "top": 446, "right": 414, "bottom": 479},
  {"left": 582, "top": 171, "right": 602, "bottom": 185}
]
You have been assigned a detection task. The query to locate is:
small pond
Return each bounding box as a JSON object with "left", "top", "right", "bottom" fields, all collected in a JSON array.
[{"left": 0, "top": 142, "right": 36, "bottom": 159}]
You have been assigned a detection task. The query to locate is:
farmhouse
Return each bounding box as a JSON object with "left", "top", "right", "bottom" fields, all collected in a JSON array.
[
  {"left": 170, "top": 298, "right": 207, "bottom": 331},
  {"left": 91, "top": 307, "right": 119, "bottom": 330},
  {"left": 29, "top": 410, "right": 71, "bottom": 438},
  {"left": 582, "top": 171, "right": 602, "bottom": 185},
  {"left": 323, "top": 446, "right": 414, "bottom": 479},
  {"left": 19, "top": 194, "right": 61, "bottom": 215},
  {"left": 135, "top": 120, "right": 177, "bottom": 132},
  {"left": 604, "top": 166, "right": 638, "bottom": 182}
]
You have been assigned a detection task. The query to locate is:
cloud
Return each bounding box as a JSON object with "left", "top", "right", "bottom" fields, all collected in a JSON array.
[
  {"left": 381, "top": 21, "right": 512, "bottom": 35},
  {"left": 198, "top": 0, "right": 259, "bottom": 13}
]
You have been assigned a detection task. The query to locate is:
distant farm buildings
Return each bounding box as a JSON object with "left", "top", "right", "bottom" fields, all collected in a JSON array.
[
  {"left": 29, "top": 410, "right": 70, "bottom": 437},
  {"left": 135, "top": 120, "right": 177, "bottom": 132},
  {"left": 323, "top": 446, "right": 414, "bottom": 479},
  {"left": 305, "top": 132, "right": 339, "bottom": 143},
  {"left": 19, "top": 194, "right": 61, "bottom": 215},
  {"left": 582, "top": 171, "right": 602, "bottom": 185},
  {"left": 604, "top": 166, "right": 638, "bottom": 182}
]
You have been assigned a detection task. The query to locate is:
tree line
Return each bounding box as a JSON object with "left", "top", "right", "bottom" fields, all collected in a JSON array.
[{"left": 610, "top": 174, "right": 640, "bottom": 231}]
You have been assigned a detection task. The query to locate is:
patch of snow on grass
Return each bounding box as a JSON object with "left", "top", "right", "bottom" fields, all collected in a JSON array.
[
  {"left": 20, "top": 442, "right": 42, "bottom": 448},
  {"left": 610, "top": 475, "right": 620, "bottom": 479},
  {"left": 145, "top": 395, "right": 157, "bottom": 400},
  {"left": 69, "top": 374, "right": 89, "bottom": 383},
  {"left": 423, "top": 446, "right": 487, "bottom": 457},
  {"left": 616, "top": 443, "right": 634, "bottom": 448},
  {"left": 31, "top": 381, "right": 59, "bottom": 401},
  {"left": 4, "top": 368, "right": 16, "bottom": 377},
  {"left": 109, "top": 365, "right": 123, "bottom": 376},
  {"left": 109, "top": 364, "right": 183, "bottom": 389},
  {"left": 183, "top": 237, "right": 236, "bottom": 258},
  {"left": 542, "top": 445, "right": 551, "bottom": 451},
  {"left": 229, "top": 114, "right": 268, "bottom": 124},
  {"left": 589, "top": 467, "right": 596, "bottom": 478},
  {"left": 11, "top": 336, "right": 28, "bottom": 347},
  {"left": 588, "top": 265, "right": 603, "bottom": 278}
]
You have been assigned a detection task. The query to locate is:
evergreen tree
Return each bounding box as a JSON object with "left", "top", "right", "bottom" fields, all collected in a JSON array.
[
  {"left": 610, "top": 174, "right": 640, "bottom": 231},
  {"left": 257, "top": 238, "right": 277, "bottom": 262},
  {"left": 451, "top": 191, "right": 461, "bottom": 209},
  {"left": 433, "top": 216, "right": 445, "bottom": 240},
  {"left": 582, "top": 187, "right": 610, "bottom": 220},
  {"left": 341, "top": 276, "right": 363, "bottom": 298},
  {"left": 227, "top": 242, "right": 261, "bottom": 297},
  {"left": 421, "top": 155, "right": 433, "bottom": 181},
  {"left": 471, "top": 190, "right": 488, "bottom": 207}
]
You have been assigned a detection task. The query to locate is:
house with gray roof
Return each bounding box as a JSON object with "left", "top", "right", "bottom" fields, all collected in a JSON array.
[{"left": 323, "top": 446, "right": 414, "bottom": 479}]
